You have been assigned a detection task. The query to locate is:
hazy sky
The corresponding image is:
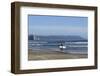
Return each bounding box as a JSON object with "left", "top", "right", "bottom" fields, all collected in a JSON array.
[{"left": 28, "top": 15, "right": 88, "bottom": 39}]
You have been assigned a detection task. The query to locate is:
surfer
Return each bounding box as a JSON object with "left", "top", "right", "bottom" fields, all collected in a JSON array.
[{"left": 59, "top": 43, "right": 66, "bottom": 52}]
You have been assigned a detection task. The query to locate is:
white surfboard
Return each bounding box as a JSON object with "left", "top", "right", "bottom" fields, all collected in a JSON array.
[{"left": 59, "top": 46, "right": 66, "bottom": 49}]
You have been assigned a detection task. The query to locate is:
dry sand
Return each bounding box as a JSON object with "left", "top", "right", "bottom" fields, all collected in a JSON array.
[{"left": 28, "top": 49, "right": 87, "bottom": 60}]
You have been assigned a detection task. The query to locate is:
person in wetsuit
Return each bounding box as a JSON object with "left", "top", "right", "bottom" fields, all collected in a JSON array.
[{"left": 59, "top": 43, "right": 63, "bottom": 51}]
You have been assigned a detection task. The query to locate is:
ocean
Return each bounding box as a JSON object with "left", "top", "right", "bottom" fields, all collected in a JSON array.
[{"left": 28, "top": 40, "right": 88, "bottom": 54}]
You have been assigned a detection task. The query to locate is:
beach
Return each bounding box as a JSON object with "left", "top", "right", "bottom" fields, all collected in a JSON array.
[{"left": 28, "top": 49, "right": 87, "bottom": 60}]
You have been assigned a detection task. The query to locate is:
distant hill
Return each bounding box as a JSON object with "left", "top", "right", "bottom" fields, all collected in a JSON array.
[{"left": 28, "top": 35, "right": 87, "bottom": 42}]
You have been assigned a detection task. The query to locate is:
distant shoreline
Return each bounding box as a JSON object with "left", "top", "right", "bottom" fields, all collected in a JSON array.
[{"left": 28, "top": 49, "right": 88, "bottom": 60}]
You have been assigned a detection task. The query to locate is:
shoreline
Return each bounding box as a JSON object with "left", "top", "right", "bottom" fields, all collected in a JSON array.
[{"left": 28, "top": 49, "right": 88, "bottom": 60}]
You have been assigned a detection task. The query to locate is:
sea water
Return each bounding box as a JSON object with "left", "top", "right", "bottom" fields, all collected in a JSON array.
[{"left": 28, "top": 40, "right": 88, "bottom": 54}]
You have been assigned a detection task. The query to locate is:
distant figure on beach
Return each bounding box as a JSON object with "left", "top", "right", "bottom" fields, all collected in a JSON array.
[{"left": 59, "top": 43, "right": 66, "bottom": 52}]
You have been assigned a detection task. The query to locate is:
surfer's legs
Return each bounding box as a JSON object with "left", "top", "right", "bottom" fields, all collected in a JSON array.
[{"left": 60, "top": 48, "right": 63, "bottom": 51}]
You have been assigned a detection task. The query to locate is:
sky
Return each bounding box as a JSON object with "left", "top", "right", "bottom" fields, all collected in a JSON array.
[{"left": 28, "top": 15, "right": 88, "bottom": 39}]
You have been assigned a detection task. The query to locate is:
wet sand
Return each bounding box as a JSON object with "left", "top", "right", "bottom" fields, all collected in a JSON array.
[{"left": 28, "top": 49, "right": 87, "bottom": 60}]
